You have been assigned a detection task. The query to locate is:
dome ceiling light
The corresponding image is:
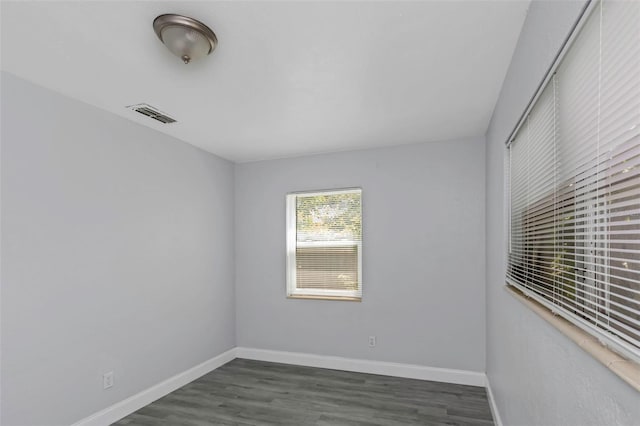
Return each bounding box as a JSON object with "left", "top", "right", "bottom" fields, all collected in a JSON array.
[{"left": 153, "top": 14, "right": 218, "bottom": 64}]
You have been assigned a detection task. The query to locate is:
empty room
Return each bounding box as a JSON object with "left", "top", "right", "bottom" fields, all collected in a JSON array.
[{"left": 1, "top": 0, "right": 639, "bottom": 425}]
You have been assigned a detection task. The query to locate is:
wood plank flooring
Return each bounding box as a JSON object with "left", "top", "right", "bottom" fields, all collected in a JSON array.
[{"left": 113, "top": 358, "right": 494, "bottom": 426}]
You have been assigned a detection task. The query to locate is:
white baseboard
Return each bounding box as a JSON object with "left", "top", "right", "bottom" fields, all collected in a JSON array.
[
  {"left": 72, "top": 348, "right": 237, "bottom": 426},
  {"left": 235, "top": 347, "right": 486, "bottom": 387},
  {"left": 485, "top": 375, "right": 504, "bottom": 426}
]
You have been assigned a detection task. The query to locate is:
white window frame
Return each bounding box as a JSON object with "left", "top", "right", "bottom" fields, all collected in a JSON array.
[{"left": 286, "top": 188, "right": 362, "bottom": 300}]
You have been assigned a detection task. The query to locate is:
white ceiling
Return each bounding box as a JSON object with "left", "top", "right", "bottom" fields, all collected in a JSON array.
[{"left": 1, "top": 1, "right": 529, "bottom": 163}]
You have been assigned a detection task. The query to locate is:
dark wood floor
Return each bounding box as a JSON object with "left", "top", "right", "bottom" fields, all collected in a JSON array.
[{"left": 114, "top": 358, "right": 494, "bottom": 426}]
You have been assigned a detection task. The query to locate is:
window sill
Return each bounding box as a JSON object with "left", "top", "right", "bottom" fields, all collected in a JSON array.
[
  {"left": 287, "top": 294, "right": 361, "bottom": 302},
  {"left": 505, "top": 285, "right": 640, "bottom": 393}
]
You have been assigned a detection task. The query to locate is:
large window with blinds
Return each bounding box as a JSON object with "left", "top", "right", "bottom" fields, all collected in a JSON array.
[
  {"left": 286, "top": 188, "right": 362, "bottom": 300},
  {"left": 507, "top": 0, "right": 640, "bottom": 362}
]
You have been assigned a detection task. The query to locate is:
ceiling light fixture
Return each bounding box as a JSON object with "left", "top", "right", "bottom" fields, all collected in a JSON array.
[{"left": 153, "top": 14, "right": 218, "bottom": 64}]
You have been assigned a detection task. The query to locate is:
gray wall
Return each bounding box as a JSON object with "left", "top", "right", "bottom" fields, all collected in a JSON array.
[
  {"left": 1, "top": 73, "right": 236, "bottom": 426},
  {"left": 485, "top": 1, "right": 640, "bottom": 425},
  {"left": 235, "top": 138, "right": 486, "bottom": 372}
]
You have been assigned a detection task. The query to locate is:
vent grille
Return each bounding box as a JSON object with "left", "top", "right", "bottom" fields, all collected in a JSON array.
[{"left": 127, "top": 104, "right": 177, "bottom": 124}]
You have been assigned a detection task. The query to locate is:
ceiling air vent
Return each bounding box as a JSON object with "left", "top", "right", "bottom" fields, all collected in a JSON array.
[{"left": 127, "top": 104, "right": 177, "bottom": 124}]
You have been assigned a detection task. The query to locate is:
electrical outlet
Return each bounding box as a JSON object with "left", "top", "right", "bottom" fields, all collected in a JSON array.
[
  {"left": 368, "top": 336, "right": 376, "bottom": 348},
  {"left": 103, "top": 371, "right": 114, "bottom": 389}
]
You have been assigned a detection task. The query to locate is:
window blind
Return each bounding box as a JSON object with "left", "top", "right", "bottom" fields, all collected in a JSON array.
[
  {"left": 507, "top": 0, "right": 640, "bottom": 362},
  {"left": 286, "top": 188, "right": 362, "bottom": 300}
]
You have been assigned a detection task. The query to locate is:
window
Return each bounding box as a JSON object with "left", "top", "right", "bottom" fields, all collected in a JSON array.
[
  {"left": 507, "top": 0, "right": 640, "bottom": 363},
  {"left": 286, "top": 188, "right": 362, "bottom": 301}
]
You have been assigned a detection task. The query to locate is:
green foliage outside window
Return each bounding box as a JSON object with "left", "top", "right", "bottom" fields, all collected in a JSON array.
[{"left": 296, "top": 192, "right": 361, "bottom": 241}]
